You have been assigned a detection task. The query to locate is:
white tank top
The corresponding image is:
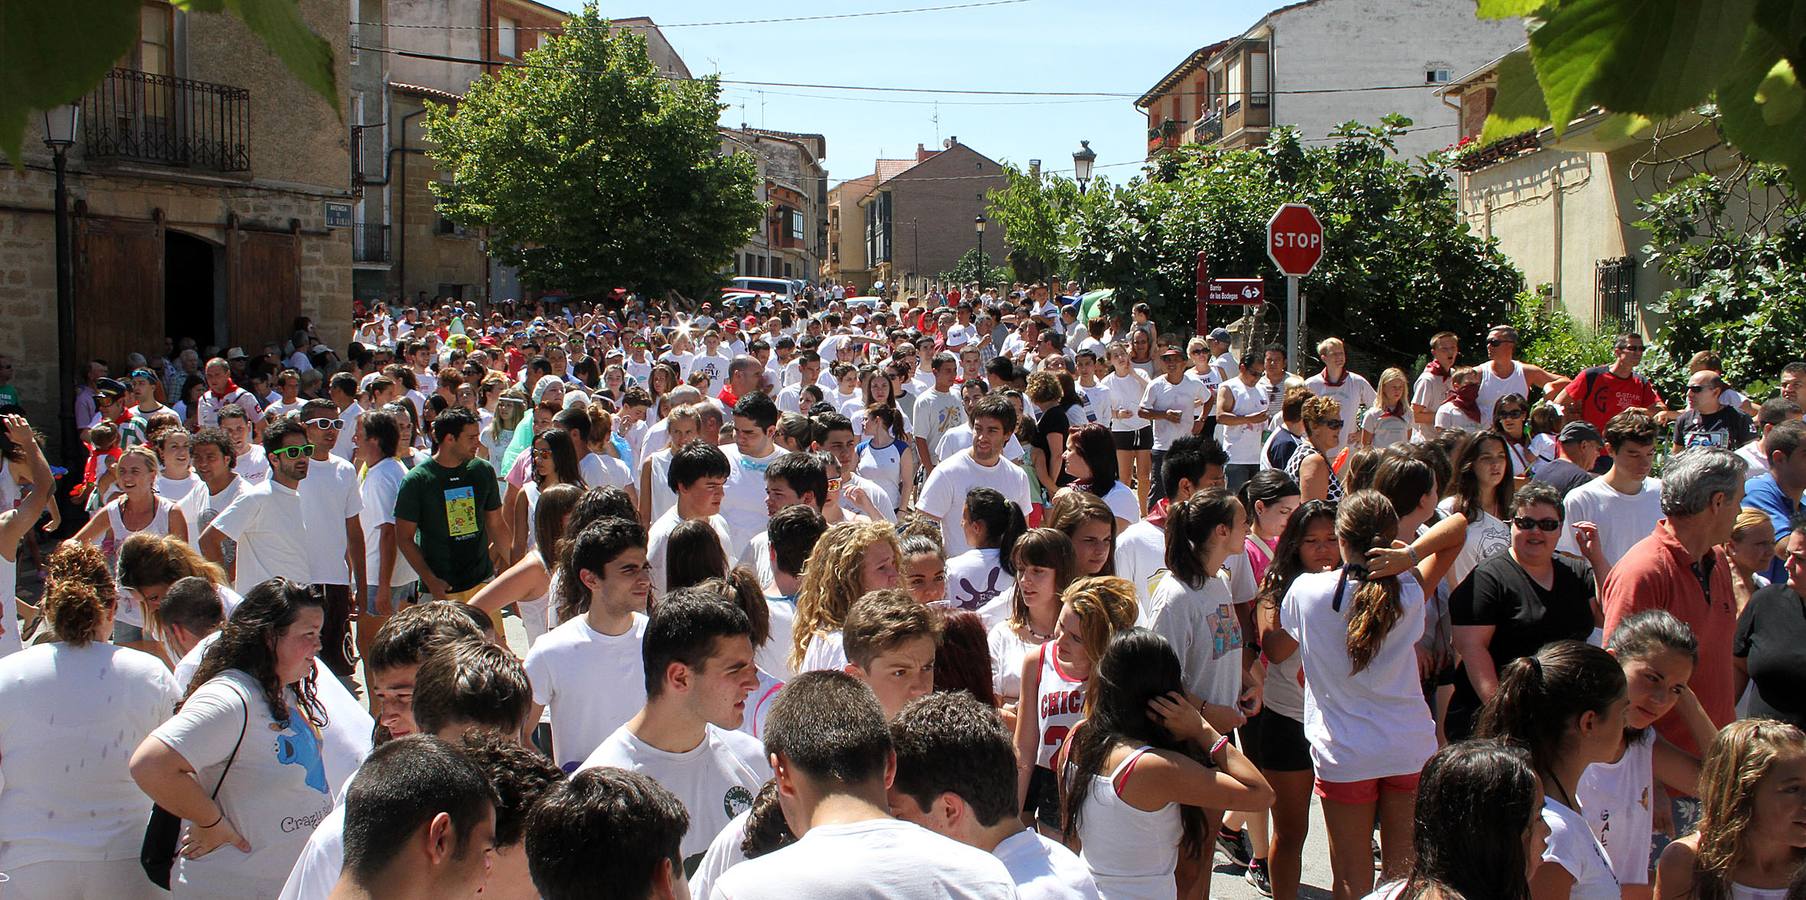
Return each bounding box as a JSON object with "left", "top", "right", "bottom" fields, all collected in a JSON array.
[
  {"left": 856, "top": 439, "right": 903, "bottom": 507},
  {"left": 1218, "top": 378, "right": 1269, "bottom": 464},
  {"left": 1033, "top": 643, "right": 1085, "bottom": 769},
  {"left": 106, "top": 495, "right": 175, "bottom": 546},
  {"left": 523, "top": 481, "right": 542, "bottom": 552},
  {"left": 1073, "top": 746, "right": 1181, "bottom": 900},
  {"left": 1477, "top": 360, "right": 1528, "bottom": 427}
]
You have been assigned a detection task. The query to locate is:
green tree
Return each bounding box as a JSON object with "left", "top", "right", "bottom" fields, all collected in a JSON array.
[
  {"left": 1479, "top": 0, "right": 1806, "bottom": 191},
  {"left": 1068, "top": 119, "right": 1523, "bottom": 374},
  {"left": 424, "top": 6, "right": 762, "bottom": 299},
  {"left": 1637, "top": 159, "right": 1806, "bottom": 396},
  {"left": 3, "top": 0, "right": 337, "bottom": 165},
  {"left": 983, "top": 165, "right": 1106, "bottom": 283},
  {"left": 937, "top": 247, "right": 1011, "bottom": 290}
]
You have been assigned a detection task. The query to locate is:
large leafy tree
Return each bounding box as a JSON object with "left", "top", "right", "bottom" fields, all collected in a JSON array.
[
  {"left": 1061, "top": 119, "right": 1523, "bottom": 373},
  {"left": 983, "top": 165, "right": 1109, "bottom": 283},
  {"left": 425, "top": 6, "right": 762, "bottom": 299},
  {"left": 1481, "top": 0, "right": 1806, "bottom": 191},
  {"left": 2, "top": 0, "right": 337, "bottom": 166}
]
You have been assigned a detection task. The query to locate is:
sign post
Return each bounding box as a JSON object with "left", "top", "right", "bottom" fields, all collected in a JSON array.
[
  {"left": 1266, "top": 203, "right": 1324, "bottom": 367},
  {"left": 1194, "top": 251, "right": 1209, "bottom": 336}
]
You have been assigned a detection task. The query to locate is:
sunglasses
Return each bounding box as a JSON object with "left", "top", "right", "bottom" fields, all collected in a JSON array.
[
  {"left": 305, "top": 418, "right": 345, "bottom": 430},
  {"left": 269, "top": 443, "right": 315, "bottom": 460},
  {"left": 1499, "top": 409, "right": 1526, "bottom": 418},
  {"left": 1512, "top": 516, "right": 1562, "bottom": 533},
  {"left": 1619, "top": 345, "right": 1647, "bottom": 353},
  {"left": 1321, "top": 418, "right": 1346, "bottom": 431},
  {"left": 1686, "top": 384, "right": 1712, "bottom": 393},
  {"left": 1486, "top": 338, "right": 1512, "bottom": 347}
]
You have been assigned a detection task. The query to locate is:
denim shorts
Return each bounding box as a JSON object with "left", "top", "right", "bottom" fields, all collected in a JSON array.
[{"left": 363, "top": 582, "right": 421, "bottom": 616}]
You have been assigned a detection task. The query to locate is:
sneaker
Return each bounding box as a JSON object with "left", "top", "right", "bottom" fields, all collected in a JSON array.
[
  {"left": 1245, "top": 859, "right": 1273, "bottom": 897},
  {"left": 1215, "top": 827, "right": 1253, "bottom": 868}
]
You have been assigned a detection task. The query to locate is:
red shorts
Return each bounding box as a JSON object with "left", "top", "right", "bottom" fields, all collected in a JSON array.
[{"left": 1313, "top": 772, "right": 1422, "bottom": 805}]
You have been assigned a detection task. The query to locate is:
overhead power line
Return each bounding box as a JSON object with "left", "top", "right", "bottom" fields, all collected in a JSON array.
[{"left": 352, "top": 0, "right": 1033, "bottom": 31}]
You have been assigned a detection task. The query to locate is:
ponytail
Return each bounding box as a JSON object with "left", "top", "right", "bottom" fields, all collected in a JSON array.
[
  {"left": 1475, "top": 640, "right": 1626, "bottom": 776},
  {"left": 1164, "top": 489, "right": 1242, "bottom": 590},
  {"left": 965, "top": 488, "right": 1027, "bottom": 572},
  {"left": 43, "top": 578, "right": 109, "bottom": 647},
  {"left": 1333, "top": 491, "right": 1404, "bottom": 674}
]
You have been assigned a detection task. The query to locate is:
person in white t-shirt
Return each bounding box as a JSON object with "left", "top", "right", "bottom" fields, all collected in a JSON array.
[
  {"left": 1557, "top": 412, "right": 1664, "bottom": 563},
  {"left": 521, "top": 766, "right": 692, "bottom": 899},
  {"left": 920, "top": 395, "right": 1033, "bottom": 557},
  {"left": 0, "top": 551, "right": 181, "bottom": 897},
  {"left": 912, "top": 353, "right": 966, "bottom": 471},
  {"left": 1140, "top": 346, "right": 1210, "bottom": 505},
  {"left": 201, "top": 419, "right": 315, "bottom": 594},
  {"left": 888, "top": 691, "right": 1101, "bottom": 900},
  {"left": 354, "top": 410, "right": 419, "bottom": 662},
  {"left": 323, "top": 735, "right": 497, "bottom": 900},
  {"left": 579, "top": 590, "right": 770, "bottom": 869},
  {"left": 298, "top": 400, "right": 367, "bottom": 679},
  {"left": 639, "top": 403, "right": 704, "bottom": 526},
  {"left": 719, "top": 393, "right": 789, "bottom": 549},
  {"left": 706, "top": 670, "right": 1018, "bottom": 900},
  {"left": 1411, "top": 331, "right": 1460, "bottom": 442},
  {"left": 1303, "top": 336, "right": 1377, "bottom": 448},
  {"left": 523, "top": 518, "right": 654, "bottom": 772},
  {"left": 1116, "top": 434, "right": 1228, "bottom": 607},
  {"left": 689, "top": 331, "right": 732, "bottom": 398},
  {"left": 647, "top": 441, "right": 732, "bottom": 595},
  {"left": 1146, "top": 490, "right": 1257, "bottom": 726}
]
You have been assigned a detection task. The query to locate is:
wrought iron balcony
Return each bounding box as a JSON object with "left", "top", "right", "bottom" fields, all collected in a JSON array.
[
  {"left": 352, "top": 224, "right": 390, "bottom": 263},
  {"left": 81, "top": 68, "right": 250, "bottom": 172},
  {"left": 1189, "top": 113, "right": 1224, "bottom": 145}
]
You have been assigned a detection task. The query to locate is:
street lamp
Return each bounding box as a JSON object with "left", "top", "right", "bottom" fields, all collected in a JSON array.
[
  {"left": 43, "top": 103, "right": 79, "bottom": 462},
  {"left": 1072, "top": 140, "right": 1096, "bottom": 194},
  {"left": 974, "top": 214, "right": 987, "bottom": 293}
]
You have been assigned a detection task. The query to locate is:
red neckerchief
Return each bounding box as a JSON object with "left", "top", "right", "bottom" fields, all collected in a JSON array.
[
  {"left": 1146, "top": 498, "right": 1172, "bottom": 528},
  {"left": 208, "top": 379, "right": 241, "bottom": 400},
  {"left": 1424, "top": 359, "right": 1451, "bottom": 379},
  {"left": 1319, "top": 368, "right": 1348, "bottom": 388},
  {"left": 1447, "top": 382, "right": 1481, "bottom": 421}
]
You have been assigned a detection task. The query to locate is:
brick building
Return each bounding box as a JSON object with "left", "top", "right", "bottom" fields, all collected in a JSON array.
[
  {"left": 847, "top": 139, "right": 1007, "bottom": 294},
  {"left": 0, "top": 0, "right": 354, "bottom": 454},
  {"left": 721, "top": 127, "right": 829, "bottom": 282}
]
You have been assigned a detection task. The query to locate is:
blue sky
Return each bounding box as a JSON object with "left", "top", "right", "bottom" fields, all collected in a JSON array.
[{"left": 548, "top": 0, "right": 1279, "bottom": 185}]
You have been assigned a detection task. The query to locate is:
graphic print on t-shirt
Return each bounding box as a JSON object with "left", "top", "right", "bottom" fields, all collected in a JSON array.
[
  {"left": 724, "top": 784, "right": 755, "bottom": 818},
  {"left": 952, "top": 568, "right": 1004, "bottom": 610},
  {"left": 443, "top": 485, "right": 478, "bottom": 537},
  {"left": 273, "top": 716, "right": 329, "bottom": 794},
  {"left": 1207, "top": 603, "right": 1242, "bottom": 659}
]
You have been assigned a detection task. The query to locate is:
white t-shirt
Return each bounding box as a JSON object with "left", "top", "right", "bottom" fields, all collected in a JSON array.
[
  {"left": 1218, "top": 378, "right": 1270, "bottom": 464},
  {"left": 1115, "top": 518, "right": 1167, "bottom": 609},
  {"left": 331, "top": 402, "right": 362, "bottom": 460},
  {"left": 708, "top": 817, "right": 1017, "bottom": 900},
  {"left": 1140, "top": 376, "right": 1209, "bottom": 451},
  {"left": 1436, "top": 498, "right": 1512, "bottom": 588},
  {"left": 1558, "top": 476, "right": 1664, "bottom": 561},
  {"left": 209, "top": 479, "right": 311, "bottom": 595},
  {"left": 1304, "top": 371, "right": 1377, "bottom": 448},
  {"left": 919, "top": 450, "right": 1032, "bottom": 557},
  {"left": 0, "top": 642, "right": 181, "bottom": 870},
  {"left": 150, "top": 671, "right": 335, "bottom": 898},
  {"left": 1541, "top": 797, "right": 1621, "bottom": 900},
  {"left": 987, "top": 619, "right": 1039, "bottom": 701},
  {"left": 1098, "top": 482, "right": 1142, "bottom": 525},
  {"left": 276, "top": 804, "right": 344, "bottom": 900},
  {"left": 1279, "top": 569, "right": 1435, "bottom": 783},
  {"left": 1435, "top": 403, "right": 1482, "bottom": 433},
  {"left": 581, "top": 451, "right": 635, "bottom": 492},
  {"left": 647, "top": 508, "right": 731, "bottom": 594},
  {"left": 360, "top": 456, "right": 418, "bottom": 587},
  {"left": 760, "top": 596, "right": 797, "bottom": 681},
  {"left": 298, "top": 455, "right": 362, "bottom": 585},
  {"left": 911, "top": 389, "right": 966, "bottom": 465},
  {"left": 581, "top": 724, "right": 770, "bottom": 865},
  {"left": 800, "top": 629, "right": 847, "bottom": 674},
  {"left": 721, "top": 446, "right": 788, "bottom": 550},
  {"left": 946, "top": 548, "right": 1014, "bottom": 613},
  {"left": 935, "top": 425, "right": 1025, "bottom": 465},
  {"left": 1102, "top": 371, "right": 1150, "bottom": 432},
  {"left": 1577, "top": 734, "right": 1656, "bottom": 886},
  {"left": 522, "top": 613, "right": 649, "bottom": 771},
  {"left": 1146, "top": 571, "right": 1244, "bottom": 710},
  {"left": 688, "top": 355, "right": 732, "bottom": 396},
  {"left": 235, "top": 444, "right": 269, "bottom": 484},
  {"left": 993, "top": 828, "right": 1101, "bottom": 900},
  {"left": 1411, "top": 369, "right": 1452, "bottom": 442},
  {"left": 690, "top": 809, "right": 751, "bottom": 900}
]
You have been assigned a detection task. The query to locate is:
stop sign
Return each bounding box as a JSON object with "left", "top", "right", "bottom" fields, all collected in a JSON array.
[{"left": 1267, "top": 203, "right": 1324, "bottom": 277}]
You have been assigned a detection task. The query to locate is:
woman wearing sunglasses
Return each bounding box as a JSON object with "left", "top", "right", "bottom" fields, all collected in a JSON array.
[
  {"left": 1445, "top": 481, "right": 1601, "bottom": 742},
  {"left": 1285, "top": 395, "right": 1346, "bottom": 504},
  {"left": 1488, "top": 393, "right": 1536, "bottom": 482}
]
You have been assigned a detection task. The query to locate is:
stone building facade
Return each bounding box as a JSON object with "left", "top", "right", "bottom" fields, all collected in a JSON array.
[{"left": 0, "top": 0, "right": 353, "bottom": 453}]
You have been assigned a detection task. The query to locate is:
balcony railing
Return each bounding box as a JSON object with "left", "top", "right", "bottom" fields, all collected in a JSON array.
[
  {"left": 352, "top": 224, "right": 390, "bottom": 263},
  {"left": 1189, "top": 113, "right": 1224, "bottom": 145},
  {"left": 81, "top": 67, "right": 250, "bottom": 172}
]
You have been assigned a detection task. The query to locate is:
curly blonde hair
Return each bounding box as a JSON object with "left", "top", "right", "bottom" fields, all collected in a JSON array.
[
  {"left": 1059, "top": 576, "right": 1138, "bottom": 668},
  {"left": 789, "top": 520, "right": 902, "bottom": 670},
  {"left": 1691, "top": 719, "right": 1806, "bottom": 900}
]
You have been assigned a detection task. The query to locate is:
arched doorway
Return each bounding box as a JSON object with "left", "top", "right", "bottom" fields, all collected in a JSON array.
[{"left": 165, "top": 230, "right": 223, "bottom": 351}]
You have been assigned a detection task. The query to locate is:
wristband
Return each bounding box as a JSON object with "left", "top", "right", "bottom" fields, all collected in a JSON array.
[
  {"left": 1406, "top": 543, "right": 1421, "bottom": 564},
  {"left": 1209, "top": 735, "right": 1232, "bottom": 757},
  {"left": 199, "top": 811, "right": 224, "bottom": 829}
]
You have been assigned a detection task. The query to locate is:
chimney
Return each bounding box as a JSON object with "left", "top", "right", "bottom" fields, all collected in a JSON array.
[{"left": 945, "top": 135, "right": 957, "bottom": 149}]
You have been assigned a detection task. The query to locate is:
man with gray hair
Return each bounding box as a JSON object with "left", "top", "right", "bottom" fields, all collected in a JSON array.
[{"left": 1601, "top": 447, "right": 1747, "bottom": 754}]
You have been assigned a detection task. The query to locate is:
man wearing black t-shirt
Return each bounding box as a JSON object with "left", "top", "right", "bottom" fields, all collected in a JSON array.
[{"left": 1674, "top": 371, "right": 1753, "bottom": 452}]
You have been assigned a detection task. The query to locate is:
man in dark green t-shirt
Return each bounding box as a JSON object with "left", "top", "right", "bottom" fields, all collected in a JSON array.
[{"left": 394, "top": 407, "right": 509, "bottom": 601}]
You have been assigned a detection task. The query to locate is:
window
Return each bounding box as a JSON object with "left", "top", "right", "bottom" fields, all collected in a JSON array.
[
  {"left": 1249, "top": 51, "right": 1269, "bottom": 105},
  {"left": 498, "top": 16, "right": 518, "bottom": 58},
  {"left": 1426, "top": 69, "right": 1451, "bottom": 84},
  {"left": 788, "top": 209, "right": 804, "bottom": 240},
  {"left": 137, "top": 3, "right": 173, "bottom": 76},
  {"left": 1226, "top": 56, "right": 1244, "bottom": 110}
]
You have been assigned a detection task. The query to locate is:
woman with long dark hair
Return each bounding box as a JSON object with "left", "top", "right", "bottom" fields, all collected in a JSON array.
[
  {"left": 1381, "top": 739, "right": 1550, "bottom": 900},
  {"left": 513, "top": 426, "right": 584, "bottom": 561},
  {"left": 1063, "top": 422, "right": 1139, "bottom": 530},
  {"left": 1278, "top": 491, "right": 1436, "bottom": 900},
  {"left": 1046, "top": 489, "right": 1116, "bottom": 577},
  {"left": 1475, "top": 640, "right": 1629, "bottom": 900},
  {"left": 1438, "top": 431, "right": 1515, "bottom": 587},
  {"left": 1249, "top": 498, "right": 1338, "bottom": 900},
  {"left": 1490, "top": 393, "right": 1535, "bottom": 478},
  {"left": 945, "top": 487, "right": 1026, "bottom": 613},
  {"left": 1060, "top": 628, "right": 1273, "bottom": 899},
  {"left": 471, "top": 482, "right": 584, "bottom": 648},
  {"left": 130, "top": 578, "right": 333, "bottom": 898}
]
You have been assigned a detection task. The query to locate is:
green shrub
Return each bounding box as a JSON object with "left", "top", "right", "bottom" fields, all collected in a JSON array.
[{"left": 1509, "top": 291, "right": 1616, "bottom": 381}]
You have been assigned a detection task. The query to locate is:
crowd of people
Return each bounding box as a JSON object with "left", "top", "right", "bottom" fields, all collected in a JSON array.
[{"left": 0, "top": 280, "right": 1802, "bottom": 900}]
